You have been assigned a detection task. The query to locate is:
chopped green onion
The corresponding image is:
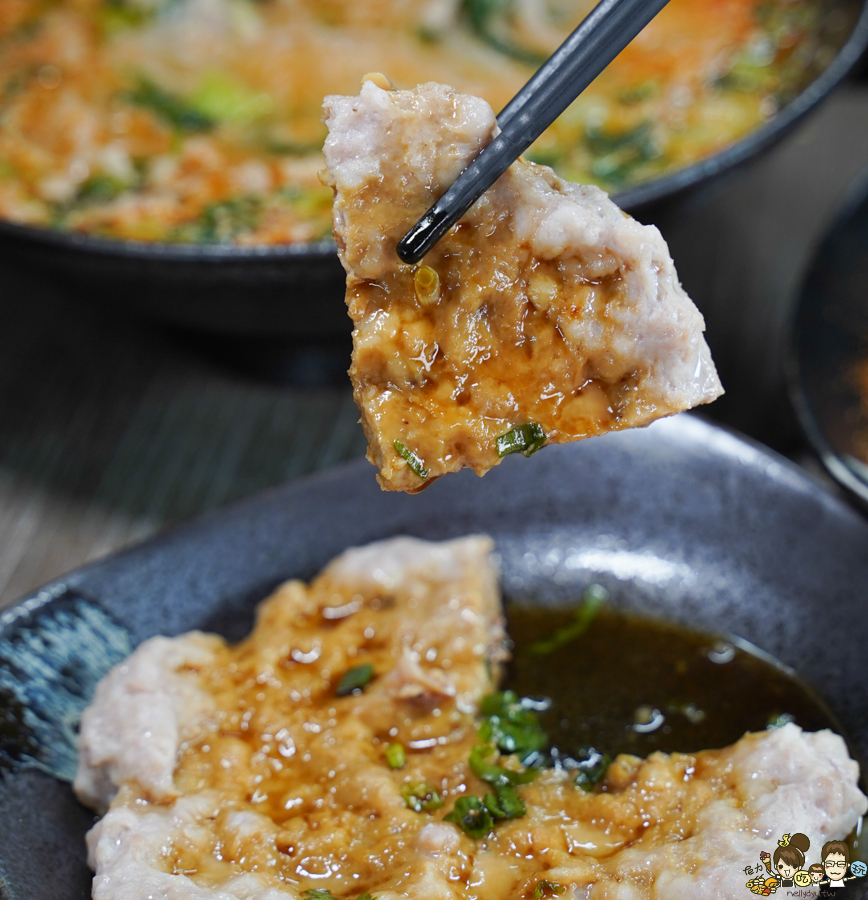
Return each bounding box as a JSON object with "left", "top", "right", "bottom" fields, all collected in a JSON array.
[
  {"left": 617, "top": 81, "right": 659, "bottom": 105},
  {"left": 534, "top": 881, "right": 566, "bottom": 900},
  {"left": 416, "top": 26, "right": 441, "bottom": 44},
  {"left": 394, "top": 440, "right": 429, "bottom": 478},
  {"left": 528, "top": 585, "right": 607, "bottom": 656},
  {"left": 525, "top": 146, "right": 564, "bottom": 168},
  {"left": 303, "top": 891, "right": 339, "bottom": 900},
  {"left": 401, "top": 781, "right": 443, "bottom": 813},
  {"left": 266, "top": 139, "right": 323, "bottom": 157},
  {"left": 99, "top": 0, "right": 157, "bottom": 34},
  {"left": 460, "top": 0, "right": 547, "bottom": 65},
  {"left": 74, "top": 173, "right": 129, "bottom": 205},
  {"left": 124, "top": 77, "right": 215, "bottom": 133},
  {"left": 573, "top": 747, "right": 611, "bottom": 792},
  {"left": 172, "top": 195, "right": 264, "bottom": 243},
  {"left": 469, "top": 744, "right": 537, "bottom": 786},
  {"left": 478, "top": 691, "right": 548, "bottom": 762},
  {"left": 385, "top": 742, "right": 406, "bottom": 769},
  {"left": 483, "top": 781, "right": 526, "bottom": 820},
  {"left": 585, "top": 121, "right": 661, "bottom": 188},
  {"left": 336, "top": 662, "right": 375, "bottom": 697},
  {"left": 191, "top": 71, "right": 273, "bottom": 126},
  {"left": 495, "top": 423, "right": 546, "bottom": 458},
  {"left": 444, "top": 795, "right": 493, "bottom": 839}
]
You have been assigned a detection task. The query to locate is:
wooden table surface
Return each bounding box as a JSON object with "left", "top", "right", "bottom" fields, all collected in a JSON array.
[{"left": 2, "top": 85, "right": 868, "bottom": 611}]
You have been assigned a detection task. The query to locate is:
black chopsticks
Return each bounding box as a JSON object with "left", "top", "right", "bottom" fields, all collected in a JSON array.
[{"left": 396, "top": 0, "right": 671, "bottom": 265}]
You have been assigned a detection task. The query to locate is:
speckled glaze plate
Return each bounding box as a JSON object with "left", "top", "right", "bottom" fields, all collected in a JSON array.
[{"left": 1, "top": 414, "right": 867, "bottom": 899}]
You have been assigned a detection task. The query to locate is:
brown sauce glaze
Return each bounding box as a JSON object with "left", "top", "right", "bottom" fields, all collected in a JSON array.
[{"left": 504, "top": 602, "right": 841, "bottom": 761}]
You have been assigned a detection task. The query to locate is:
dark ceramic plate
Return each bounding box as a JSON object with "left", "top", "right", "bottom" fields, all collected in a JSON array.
[
  {"left": 788, "top": 167, "right": 868, "bottom": 507},
  {"left": 1, "top": 0, "right": 867, "bottom": 337},
  {"left": 1, "top": 414, "right": 867, "bottom": 899}
]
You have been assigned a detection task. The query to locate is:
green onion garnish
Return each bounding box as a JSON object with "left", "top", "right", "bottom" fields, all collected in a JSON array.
[
  {"left": 394, "top": 440, "right": 430, "bottom": 478},
  {"left": 336, "top": 662, "right": 375, "bottom": 696},
  {"left": 483, "top": 781, "right": 526, "bottom": 820},
  {"left": 495, "top": 423, "right": 546, "bottom": 458},
  {"left": 124, "top": 77, "right": 215, "bottom": 133},
  {"left": 401, "top": 781, "right": 443, "bottom": 813},
  {"left": 573, "top": 747, "right": 611, "bottom": 792},
  {"left": 444, "top": 795, "right": 494, "bottom": 839},
  {"left": 528, "top": 584, "right": 607, "bottom": 656},
  {"left": 469, "top": 744, "right": 537, "bottom": 786},
  {"left": 534, "top": 881, "right": 566, "bottom": 899},
  {"left": 303, "top": 891, "right": 339, "bottom": 900},
  {"left": 385, "top": 742, "right": 406, "bottom": 769},
  {"left": 478, "top": 691, "right": 548, "bottom": 762}
]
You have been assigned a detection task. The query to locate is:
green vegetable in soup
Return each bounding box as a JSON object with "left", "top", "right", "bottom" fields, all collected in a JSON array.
[
  {"left": 125, "top": 77, "right": 216, "bottom": 133},
  {"left": 99, "top": 0, "right": 184, "bottom": 34},
  {"left": 191, "top": 72, "right": 274, "bottom": 126},
  {"left": 618, "top": 81, "right": 660, "bottom": 105},
  {"left": 528, "top": 584, "right": 607, "bottom": 655},
  {"left": 75, "top": 173, "right": 130, "bottom": 205},
  {"left": 460, "top": 0, "right": 547, "bottom": 65},
  {"left": 585, "top": 121, "right": 662, "bottom": 186},
  {"left": 172, "top": 196, "right": 264, "bottom": 243}
]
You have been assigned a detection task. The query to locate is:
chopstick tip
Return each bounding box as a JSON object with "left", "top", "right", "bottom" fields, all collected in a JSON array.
[{"left": 396, "top": 218, "right": 431, "bottom": 265}]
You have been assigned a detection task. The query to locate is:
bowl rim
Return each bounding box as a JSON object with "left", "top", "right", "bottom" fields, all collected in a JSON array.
[
  {"left": 1, "top": 0, "right": 867, "bottom": 264},
  {"left": 785, "top": 165, "right": 868, "bottom": 508}
]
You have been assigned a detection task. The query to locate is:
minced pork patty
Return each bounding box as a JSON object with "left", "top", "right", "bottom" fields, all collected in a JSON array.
[
  {"left": 75, "top": 536, "right": 866, "bottom": 900},
  {"left": 323, "top": 81, "right": 723, "bottom": 492}
]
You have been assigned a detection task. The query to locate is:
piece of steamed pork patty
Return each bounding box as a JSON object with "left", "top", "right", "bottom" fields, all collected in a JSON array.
[
  {"left": 75, "top": 537, "right": 865, "bottom": 900},
  {"left": 322, "top": 81, "right": 723, "bottom": 492}
]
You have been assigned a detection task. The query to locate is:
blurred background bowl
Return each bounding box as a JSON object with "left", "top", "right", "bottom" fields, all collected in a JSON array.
[
  {"left": 0, "top": 0, "right": 867, "bottom": 339},
  {"left": 787, "top": 165, "right": 868, "bottom": 506}
]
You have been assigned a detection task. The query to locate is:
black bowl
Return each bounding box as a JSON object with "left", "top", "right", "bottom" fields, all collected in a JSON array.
[
  {"left": 1, "top": 415, "right": 867, "bottom": 898},
  {"left": 2, "top": 0, "right": 868, "bottom": 337},
  {"left": 787, "top": 166, "right": 868, "bottom": 506}
]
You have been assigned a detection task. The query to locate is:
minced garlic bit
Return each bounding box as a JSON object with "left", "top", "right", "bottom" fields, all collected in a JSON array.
[
  {"left": 362, "top": 72, "right": 395, "bottom": 91},
  {"left": 414, "top": 265, "right": 441, "bottom": 307}
]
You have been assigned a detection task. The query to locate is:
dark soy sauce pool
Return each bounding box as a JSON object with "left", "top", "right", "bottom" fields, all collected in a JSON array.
[{"left": 504, "top": 603, "right": 840, "bottom": 760}]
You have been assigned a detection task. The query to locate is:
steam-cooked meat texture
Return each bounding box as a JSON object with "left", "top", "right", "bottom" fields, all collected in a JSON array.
[
  {"left": 76, "top": 537, "right": 865, "bottom": 900},
  {"left": 323, "top": 81, "right": 723, "bottom": 492}
]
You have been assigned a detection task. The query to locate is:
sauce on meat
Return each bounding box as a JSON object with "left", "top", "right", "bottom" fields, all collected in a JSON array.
[
  {"left": 348, "top": 215, "right": 636, "bottom": 488},
  {"left": 158, "top": 597, "right": 848, "bottom": 894}
]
